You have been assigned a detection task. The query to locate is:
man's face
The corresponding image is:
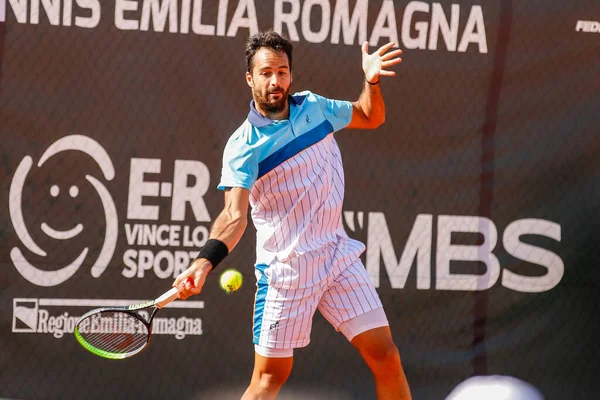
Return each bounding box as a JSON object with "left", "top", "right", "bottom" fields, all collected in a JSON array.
[{"left": 247, "top": 48, "right": 292, "bottom": 115}]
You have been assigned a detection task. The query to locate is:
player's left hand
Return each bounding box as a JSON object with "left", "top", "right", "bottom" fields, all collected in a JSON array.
[{"left": 361, "top": 41, "right": 403, "bottom": 84}]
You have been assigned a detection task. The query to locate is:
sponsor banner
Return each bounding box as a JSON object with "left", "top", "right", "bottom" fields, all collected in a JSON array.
[
  {"left": 8, "top": 135, "right": 213, "bottom": 287},
  {"left": 4, "top": 0, "right": 490, "bottom": 53},
  {"left": 12, "top": 297, "right": 204, "bottom": 339},
  {"left": 1, "top": 1, "right": 599, "bottom": 399}
]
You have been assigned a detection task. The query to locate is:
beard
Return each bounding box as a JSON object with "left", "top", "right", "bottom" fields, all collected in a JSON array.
[{"left": 253, "top": 85, "right": 290, "bottom": 115}]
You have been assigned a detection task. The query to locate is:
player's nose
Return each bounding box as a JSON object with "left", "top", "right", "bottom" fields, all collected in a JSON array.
[{"left": 269, "top": 75, "right": 282, "bottom": 87}]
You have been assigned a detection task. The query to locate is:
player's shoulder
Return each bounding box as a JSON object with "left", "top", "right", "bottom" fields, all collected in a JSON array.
[
  {"left": 292, "top": 90, "right": 323, "bottom": 104},
  {"left": 227, "top": 119, "right": 256, "bottom": 146},
  {"left": 293, "top": 90, "right": 344, "bottom": 108}
]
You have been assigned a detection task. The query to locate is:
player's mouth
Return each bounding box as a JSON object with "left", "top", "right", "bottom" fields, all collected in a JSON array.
[{"left": 41, "top": 222, "right": 83, "bottom": 240}]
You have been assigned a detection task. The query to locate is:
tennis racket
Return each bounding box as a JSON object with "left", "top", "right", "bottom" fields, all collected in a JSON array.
[{"left": 74, "top": 287, "right": 179, "bottom": 359}]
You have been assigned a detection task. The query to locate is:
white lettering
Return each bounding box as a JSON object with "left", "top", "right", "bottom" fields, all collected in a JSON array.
[
  {"left": 226, "top": 0, "right": 258, "bottom": 37},
  {"left": 37, "top": 309, "right": 49, "bottom": 332},
  {"left": 502, "top": 219, "right": 563, "bottom": 292},
  {"left": 153, "top": 250, "right": 174, "bottom": 279},
  {"left": 428, "top": 3, "right": 459, "bottom": 51},
  {"left": 75, "top": 0, "right": 100, "bottom": 28},
  {"left": 32, "top": 0, "right": 59, "bottom": 25},
  {"left": 402, "top": 1, "right": 428, "bottom": 50},
  {"left": 137, "top": 249, "right": 154, "bottom": 277},
  {"left": 140, "top": 0, "right": 178, "bottom": 33},
  {"left": 457, "top": 5, "right": 487, "bottom": 53},
  {"left": 127, "top": 158, "right": 161, "bottom": 220},
  {"left": 301, "top": 0, "right": 330, "bottom": 44},
  {"left": 115, "top": 0, "right": 139, "bottom": 30},
  {"left": 142, "top": 224, "right": 157, "bottom": 246},
  {"left": 9, "top": 0, "right": 28, "bottom": 23},
  {"left": 62, "top": 0, "right": 71, "bottom": 25},
  {"left": 157, "top": 224, "right": 170, "bottom": 246},
  {"left": 366, "top": 212, "right": 432, "bottom": 289},
  {"left": 216, "top": 0, "right": 227, "bottom": 36},
  {"left": 331, "top": 0, "right": 367, "bottom": 45},
  {"left": 274, "top": 0, "right": 300, "bottom": 41},
  {"left": 171, "top": 160, "right": 211, "bottom": 221},
  {"left": 169, "top": 225, "right": 181, "bottom": 246},
  {"left": 122, "top": 249, "right": 138, "bottom": 278},
  {"left": 436, "top": 215, "right": 500, "bottom": 291},
  {"left": 191, "top": 0, "right": 214, "bottom": 35},
  {"left": 369, "top": 0, "right": 398, "bottom": 46},
  {"left": 576, "top": 20, "right": 600, "bottom": 33},
  {"left": 121, "top": 249, "right": 196, "bottom": 278}
]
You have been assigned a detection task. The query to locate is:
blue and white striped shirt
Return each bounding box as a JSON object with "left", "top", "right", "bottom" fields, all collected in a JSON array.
[{"left": 218, "top": 90, "right": 365, "bottom": 288}]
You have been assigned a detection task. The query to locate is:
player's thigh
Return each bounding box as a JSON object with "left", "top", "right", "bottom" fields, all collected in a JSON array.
[{"left": 318, "top": 259, "right": 386, "bottom": 336}]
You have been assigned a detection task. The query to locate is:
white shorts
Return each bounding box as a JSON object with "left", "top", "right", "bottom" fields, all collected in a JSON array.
[{"left": 252, "top": 258, "right": 388, "bottom": 357}]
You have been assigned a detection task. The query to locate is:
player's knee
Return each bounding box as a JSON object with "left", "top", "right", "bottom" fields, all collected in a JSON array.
[
  {"left": 364, "top": 342, "right": 402, "bottom": 376},
  {"left": 255, "top": 371, "right": 289, "bottom": 393}
]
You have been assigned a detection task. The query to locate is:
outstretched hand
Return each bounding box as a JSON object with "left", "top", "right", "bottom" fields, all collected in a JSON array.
[{"left": 362, "top": 41, "right": 403, "bottom": 84}]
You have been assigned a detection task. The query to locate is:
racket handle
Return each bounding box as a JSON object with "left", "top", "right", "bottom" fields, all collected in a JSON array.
[{"left": 155, "top": 287, "right": 179, "bottom": 309}]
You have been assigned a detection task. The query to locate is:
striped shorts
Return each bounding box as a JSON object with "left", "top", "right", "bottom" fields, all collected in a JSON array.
[{"left": 252, "top": 256, "right": 386, "bottom": 351}]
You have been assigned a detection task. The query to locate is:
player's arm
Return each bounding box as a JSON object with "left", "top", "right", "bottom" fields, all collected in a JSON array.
[
  {"left": 346, "top": 41, "right": 402, "bottom": 130},
  {"left": 173, "top": 187, "right": 250, "bottom": 299}
]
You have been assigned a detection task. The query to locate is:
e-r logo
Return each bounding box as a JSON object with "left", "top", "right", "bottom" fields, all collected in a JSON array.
[{"left": 127, "top": 159, "right": 211, "bottom": 222}]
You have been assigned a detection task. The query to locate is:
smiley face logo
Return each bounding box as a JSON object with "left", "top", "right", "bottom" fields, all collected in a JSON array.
[{"left": 9, "top": 135, "right": 118, "bottom": 287}]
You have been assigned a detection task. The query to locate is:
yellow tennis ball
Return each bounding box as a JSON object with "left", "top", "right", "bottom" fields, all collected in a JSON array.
[{"left": 220, "top": 269, "right": 243, "bottom": 293}]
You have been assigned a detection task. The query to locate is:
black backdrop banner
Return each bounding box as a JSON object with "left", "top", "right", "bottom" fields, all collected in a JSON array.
[{"left": 1, "top": 1, "right": 599, "bottom": 399}]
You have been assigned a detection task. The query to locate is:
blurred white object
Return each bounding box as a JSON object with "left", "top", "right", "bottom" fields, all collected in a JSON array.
[{"left": 446, "top": 375, "right": 544, "bottom": 400}]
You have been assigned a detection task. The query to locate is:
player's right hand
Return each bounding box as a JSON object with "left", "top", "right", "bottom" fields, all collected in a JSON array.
[{"left": 172, "top": 259, "right": 212, "bottom": 300}]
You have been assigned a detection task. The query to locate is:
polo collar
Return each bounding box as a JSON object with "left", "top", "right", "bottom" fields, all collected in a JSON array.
[{"left": 248, "top": 95, "right": 306, "bottom": 128}]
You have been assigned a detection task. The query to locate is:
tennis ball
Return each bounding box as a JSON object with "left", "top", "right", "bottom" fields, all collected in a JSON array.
[{"left": 220, "top": 269, "right": 243, "bottom": 293}]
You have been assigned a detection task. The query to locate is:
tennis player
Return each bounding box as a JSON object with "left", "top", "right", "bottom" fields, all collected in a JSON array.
[{"left": 173, "top": 30, "right": 411, "bottom": 400}]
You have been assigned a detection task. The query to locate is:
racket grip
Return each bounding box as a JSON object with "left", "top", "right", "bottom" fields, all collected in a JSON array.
[{"left": 155, "top": 287, "right": 180, "bottom": 309}]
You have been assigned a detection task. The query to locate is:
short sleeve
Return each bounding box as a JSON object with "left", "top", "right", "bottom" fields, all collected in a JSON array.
[
  {"left": 217, "top": 130, "right": 258, "bottom": 191},
  {"left": 313, "top": 93, "right": 353, "bottom": 132}
]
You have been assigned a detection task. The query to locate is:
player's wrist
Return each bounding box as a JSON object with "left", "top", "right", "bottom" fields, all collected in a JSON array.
[
  {"left": 195, "top": 239, "right": 229, "bottom": 271},
  {"left": 365, "top": 76, "right": 380, "bottom": 85},
  {"left": 192, "top": 258, "right": 213, "bottom": 273}
]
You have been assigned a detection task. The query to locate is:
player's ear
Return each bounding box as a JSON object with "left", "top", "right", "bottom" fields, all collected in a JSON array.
[{"left": 246, "top": 71, "right": 254, "bottom": 88}]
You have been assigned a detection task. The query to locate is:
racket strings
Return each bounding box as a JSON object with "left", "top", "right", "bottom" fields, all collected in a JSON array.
[{"left": 77, "top": 310, "right": 150, "bottom": 355}]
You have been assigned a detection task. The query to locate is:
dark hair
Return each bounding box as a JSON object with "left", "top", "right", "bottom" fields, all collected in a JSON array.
[{"left": 245, "top": 30, "right": 293, "bottom": 73}]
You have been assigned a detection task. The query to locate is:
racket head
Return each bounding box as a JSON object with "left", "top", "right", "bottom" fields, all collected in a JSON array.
[{"left": 74, "top": 308, "right": 154, "bottom": 360}]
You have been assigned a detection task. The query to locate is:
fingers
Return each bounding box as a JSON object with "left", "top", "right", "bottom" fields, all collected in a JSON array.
[
  {"left": 177, "top": 277, "right": 199, "bottom": 300},
  {"left": 381, "top": 58, "right": 402, "bottom": 69},
  {"left": 173, "top": 266, "right": 198, "bottom": 300},
  {"left": 381, "top": 49, "right": 403, "bottom": 61},
  {"left": 173, "top": 269, "right": 192, "bottom": 288},
  {"left": 361, "top": 41, "right": 369, "bottom": 55},
  {"left": 376, "top": 42, "right": 397, "bottom": 55}
]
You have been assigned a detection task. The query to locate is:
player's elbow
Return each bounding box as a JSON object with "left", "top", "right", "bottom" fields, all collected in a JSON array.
[
  {"left": 373, "top": 114, "right": 385, "bottom": 128},
  {"left": 367, "top": 113, "right": 385, "bottom": 129}
]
